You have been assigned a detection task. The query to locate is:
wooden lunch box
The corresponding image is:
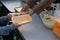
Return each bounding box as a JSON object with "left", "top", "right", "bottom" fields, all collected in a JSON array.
[{"left": 11, "top": 12, "right": 32, "bottom": 25}]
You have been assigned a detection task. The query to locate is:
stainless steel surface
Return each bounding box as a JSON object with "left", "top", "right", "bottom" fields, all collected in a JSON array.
[
  {"left": 18, "top": 14, "right": 59, "bottom": 40},
  {"left": 1, "top": 0, "right": 23, "bottom": 12},
  {"left": 1, "top": 0, "right": 60, "bottom": 40}
]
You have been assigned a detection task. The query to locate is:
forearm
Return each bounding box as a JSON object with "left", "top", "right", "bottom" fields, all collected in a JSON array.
[
  {"left": 32, "top": 0, "right": 56, "bottom": 14},
  {"left": 0, "top": 24, "right": 15, "bottom": 35},
  {"left": 0, "top": 16, "right": 9, "bottom": 25},
  {"left": 25, "top": 0, "right": 39, "bottom": 8}
]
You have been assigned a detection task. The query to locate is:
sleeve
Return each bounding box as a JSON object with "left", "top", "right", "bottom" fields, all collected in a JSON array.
[
  {"left": 32, "top": 0, "right": 56, "bottom": 14},
  {"left": 23, "top": 0, "right": 39, "bottom": 8},
  {"left": 0, "top": 16, "right": 9, "bottom": 25},
  {"left": 0, "top": 24, "right": 15, "bottom": 35}
]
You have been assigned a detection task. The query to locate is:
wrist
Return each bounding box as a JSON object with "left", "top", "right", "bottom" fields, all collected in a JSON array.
[
  {"left": 29, "top": 9, "right": 34, "bottom": 15},
  {"left": 7, "top": 16, "right": 11, "bottom": 21}
]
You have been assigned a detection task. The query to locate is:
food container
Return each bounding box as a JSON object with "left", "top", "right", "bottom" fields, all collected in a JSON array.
[
  {"left": 53, "top": 18, "right": 60, "bottom": 38},
  {"left": 40, "top": 11, "right": 55, "bottom": 29},
  {"left": 11, "top": 12, "right": 32, "bottom": 25}
]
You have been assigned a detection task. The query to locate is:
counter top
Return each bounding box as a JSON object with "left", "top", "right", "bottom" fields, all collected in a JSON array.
[{"left": 18, "top": 14, "right": 59, "bottom": 40}]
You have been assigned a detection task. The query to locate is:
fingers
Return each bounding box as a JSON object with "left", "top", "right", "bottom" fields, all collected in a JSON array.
[
  {"left": 21, "top": 5, "right": 30, "bottom": 12},
  {"left": 13, "top": 23, "right": 21, "bottom": 28},
  {"left": 7, "top": 13, "right": 13, "bottom": 20}
]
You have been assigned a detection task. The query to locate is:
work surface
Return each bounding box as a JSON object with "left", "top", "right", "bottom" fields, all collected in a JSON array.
[
  {"left": 1, "top": 0, "right": 60, "bottom": 40},
  {"left": 18, "top": 14, "right": 59, "bottom": 40}
]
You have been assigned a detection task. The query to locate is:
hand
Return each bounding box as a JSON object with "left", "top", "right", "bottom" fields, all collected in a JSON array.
[
  {"left": 22, "top": 9, "right": 33, "bottom": 15},
  {"left": 21, "top": 4, "right": 30, "bottom": 12},
  {"left": 7, "top": 13, "right": 13, "bottom": 20},
  {"left": 13, "top": 23, "right": 21, "bottom": 28},
  {"left": 25, "top": 9, "right": 34, "bottom": 15},
  {"left": 21, "top": 4, "right": 33, "bottom": 15},
  {"left": 7, "top": 13, "right": 16, "bottom": 20}
]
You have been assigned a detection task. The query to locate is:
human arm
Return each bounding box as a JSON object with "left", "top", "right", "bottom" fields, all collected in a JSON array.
[
  {"left": 0, "top": 16, "right": 9, "bottom": 26},
  {"left": 0, "top": 23, "right": 21, "bottom": 35},
  {"left": 32, "top": 0, "right": 56, "bottom": 14},
  {"left": 0, "top": 24, "right": 15, "bottom": 35},
  {"left": 21, "top": 0, "right": 56, "bottom": 15},
  {"left": 23, "top": 0, "right": 39, "bottom": 8}
]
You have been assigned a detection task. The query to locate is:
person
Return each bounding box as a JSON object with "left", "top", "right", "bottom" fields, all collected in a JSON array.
[
  {"left": 21, "top": 0, "right": 56, "bottom": 15},
  {"left": 0, "top": 13, "right": 21, "bottom": 40}
]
